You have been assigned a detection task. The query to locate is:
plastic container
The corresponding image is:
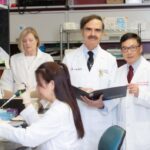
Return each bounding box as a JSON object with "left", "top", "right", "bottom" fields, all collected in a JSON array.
[
  {"left": 39, "top": 44, "right": 46, "bottom": 52},
  {"left": 125, "top": 0, "right": 142, "bottom": 3}
]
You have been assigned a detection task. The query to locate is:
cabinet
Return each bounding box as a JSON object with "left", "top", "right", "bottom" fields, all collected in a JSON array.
[{"left": 9, "top": 4, "right": 150, "bottom": 61}]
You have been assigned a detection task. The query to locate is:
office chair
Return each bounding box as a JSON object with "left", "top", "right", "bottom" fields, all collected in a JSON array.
[{"left": 98, "top": 125, "right": 126, "bottom": 150}]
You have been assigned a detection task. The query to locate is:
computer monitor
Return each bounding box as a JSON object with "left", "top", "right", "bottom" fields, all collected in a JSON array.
[
  {"left": 0, "top": 99, "right": 25, "bottom": 114},
  {"left": 0, "top": 9, "right": 10, "bottom": 54}
]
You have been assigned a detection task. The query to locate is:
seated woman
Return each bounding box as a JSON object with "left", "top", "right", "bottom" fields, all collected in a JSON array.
[
  {"left": 0, "top": 27, "right": 53, "bottom": 98},
  {"left": 0, "top": 62, "right": 84, "bottom": 150}
]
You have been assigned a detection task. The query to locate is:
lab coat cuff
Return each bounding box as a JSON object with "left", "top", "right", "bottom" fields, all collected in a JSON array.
[
  {"left": 135, "top": 87, "right": 150, "bottom": 108},
  {"left": 20, "top": 104, "right": 36, "bottom": 121},
  {"left": 137, "top": 87, "right": 143, "bottom": 103}
]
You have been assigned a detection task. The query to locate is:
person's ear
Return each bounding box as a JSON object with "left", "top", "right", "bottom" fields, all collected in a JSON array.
[
  {"left": 49, "top": 80, "right": 55, "bottom": 90},
  {"left": 139, "top": 45, "right": 143, "bottom": 54}
]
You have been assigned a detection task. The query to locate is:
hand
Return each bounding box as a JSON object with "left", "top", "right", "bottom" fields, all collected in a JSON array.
[
  {"left": 81, "top": 95, "right": 104, "bottom": 109},
  {"left": 128, "top": 83, "right": 139, "bottom": 97},
  {"left": 15, "top": 83, "right": 26, "bottom": 92},
  {"left": 21, "top": 90, "right": 32, "bottom": 107}
]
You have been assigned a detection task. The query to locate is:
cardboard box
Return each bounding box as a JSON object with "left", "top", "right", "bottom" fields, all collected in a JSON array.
[{"left": 107, "top": 0, "right": 124, "bottom": 4}]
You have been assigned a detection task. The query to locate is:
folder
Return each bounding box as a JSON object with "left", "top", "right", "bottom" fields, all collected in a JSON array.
[{"left": 72, "top": 85, "right": 127, "bottom": 101}]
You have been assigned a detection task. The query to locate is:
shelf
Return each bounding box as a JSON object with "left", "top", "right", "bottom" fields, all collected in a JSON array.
[
  {"left": 10, "top": 5, "right": 66, "bottom": 12},
  {"left": 10, "top": 3, "right": 150, "bottom": 11},
  {"left": 69, "top": 3, "right": 150, "bottom": 9},
  {"left": 61, "top": 29, "right": 80, "bottom": 33},
  {"left": 0, "top": 4, "right": 8, "bottom": 9}
]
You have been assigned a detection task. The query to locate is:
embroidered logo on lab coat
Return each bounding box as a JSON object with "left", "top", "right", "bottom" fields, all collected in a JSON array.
[{"left": 99, "top": 69, "right": 109, "bottom": 77}]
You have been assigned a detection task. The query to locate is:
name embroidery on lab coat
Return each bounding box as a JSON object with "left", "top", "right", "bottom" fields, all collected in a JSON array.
[
  {"left": 136, "top": 81, "right": 149, "bottom": 86},
  {"left": 71, "top": 67, "right": 82, "bottom": 71}
]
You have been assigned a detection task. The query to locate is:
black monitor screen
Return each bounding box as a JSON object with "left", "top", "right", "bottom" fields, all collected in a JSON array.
[
  {"left": 0, "top": 99, "right": 25, "bottom": 114},
  {"left": 0, "top": 9, "right": 9, "bottom": 54}
]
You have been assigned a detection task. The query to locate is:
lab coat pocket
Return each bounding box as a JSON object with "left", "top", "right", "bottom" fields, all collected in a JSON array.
[
  {"left": 134, "top": 123, "right": 150, "bottom": 148},
  {"left": 98, "top": 69, "right": 110, "bottom": 87}
]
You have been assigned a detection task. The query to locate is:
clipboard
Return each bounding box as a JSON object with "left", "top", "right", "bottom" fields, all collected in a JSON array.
[{"left": 72, "top": 85, "right": 127, "bottom": 101}]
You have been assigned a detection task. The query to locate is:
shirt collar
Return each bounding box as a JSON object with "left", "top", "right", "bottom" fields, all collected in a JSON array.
[
  {"left": 127, "top": 56, "right": 142, "bottom": 72},
  {"left": 82, "top": 44, "right": 99, "bottom": 59}
]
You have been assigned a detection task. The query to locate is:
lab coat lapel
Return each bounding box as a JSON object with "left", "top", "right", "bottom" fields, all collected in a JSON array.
[
  {"left": 24, "top": 49, "right": 41, "bottom": 71},
  {"left": 131, "top": 57, "right": 147, "bottom": 83},
  {"left": 75, "top": 45, "right": 89, "bottom": 72},
  {"left": 91, "top": 46, "right": 106, "bottom": 72}
]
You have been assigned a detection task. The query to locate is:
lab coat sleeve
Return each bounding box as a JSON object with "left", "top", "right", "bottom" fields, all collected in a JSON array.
[
  {"left": 0, "top": 69, "right": 14, "bottom": 92},
  {"left": 20, "top": 104, "right": 39, "bottom": 125},
  {"left": 109, "top": 58, "right": 118, "bottom": 85},
  {"left": 0, "top": 47, "right": 9, "bottom": 66},
  {"left": 0, "top": 107, "right": 61, "bottom": 147},
  {"left": 135, "top": 87, "right": 150, "bottom": 108},
  {"left": 0, "top": 106, "right": 63, "bottom": 147}
]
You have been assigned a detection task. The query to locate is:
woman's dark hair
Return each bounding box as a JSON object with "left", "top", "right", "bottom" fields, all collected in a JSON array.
[
  {"left": 80, "top": 14, "right": 105, "bottom": 30},
  {"left": 35, "top": 62, "right": 84, "bottom": 138},
  {"left": 120, "top": 32, "right": 142, "bottom": 46}
]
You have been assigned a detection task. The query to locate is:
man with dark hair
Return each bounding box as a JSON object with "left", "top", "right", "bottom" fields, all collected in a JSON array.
[
  {"left": 113, "top": 32, "right": 150, "bottom": 150},
  {"left": 63, "top": 14, "right": 117, "bottom": 150}
]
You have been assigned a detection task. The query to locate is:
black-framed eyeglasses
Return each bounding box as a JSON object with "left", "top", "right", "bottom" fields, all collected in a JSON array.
[{"left": 121, "top": 45, "right": 140, "bottom": 53}]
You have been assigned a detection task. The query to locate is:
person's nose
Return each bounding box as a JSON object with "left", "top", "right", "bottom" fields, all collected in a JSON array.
[
  {"left": 126, "top": 48, "right": 133, "bottom": 54},
  {"left": 91, "top": 29, "right": 95, "bottom": 36}
]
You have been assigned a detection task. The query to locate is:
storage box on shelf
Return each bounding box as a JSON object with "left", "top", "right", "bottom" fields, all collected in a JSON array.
[{"left": 0, "top": 4, "right": 8, "bottom": 9}]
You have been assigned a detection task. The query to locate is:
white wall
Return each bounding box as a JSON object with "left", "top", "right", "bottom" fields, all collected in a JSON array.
[
  {"left": 10, "top": 8, "right": 150, "bottom": 43},
  {"left": 10, "top": 11, "right": 67, "bottom": 43}
]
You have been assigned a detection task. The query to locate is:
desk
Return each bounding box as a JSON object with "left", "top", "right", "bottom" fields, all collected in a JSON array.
[{"left": 0, "top": 141, "right": 22, "bottom": 150}]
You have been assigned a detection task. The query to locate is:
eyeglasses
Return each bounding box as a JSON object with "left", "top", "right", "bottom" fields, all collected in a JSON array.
[{"left": 121, "top": 45, "right": 140, "bottom": 53}]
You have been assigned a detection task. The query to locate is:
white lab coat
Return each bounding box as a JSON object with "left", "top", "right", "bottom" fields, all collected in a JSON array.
[
  {"left": 0, "top": 100, "right": 80, "bottom": 150},
  {"left": 63, "top": 44, "right": 118, "bottom": 150},
  {"left": 0, "top": 47, "right": 9, "bottom": 68},
  {"left": 0, "top": 49, "right": 53, "bottom": 92},
  {"left": 113, "top": 56, "right": 150, "bottom": 150}
]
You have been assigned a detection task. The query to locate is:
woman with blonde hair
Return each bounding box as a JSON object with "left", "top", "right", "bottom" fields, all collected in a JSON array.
[{"left": 1, "top": 27, "right": 53, "bottom": 97}]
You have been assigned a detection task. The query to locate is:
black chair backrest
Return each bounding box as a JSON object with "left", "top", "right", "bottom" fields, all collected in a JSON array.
[{"left": 98, "top": 125, "right": 126, "bottom": 150}]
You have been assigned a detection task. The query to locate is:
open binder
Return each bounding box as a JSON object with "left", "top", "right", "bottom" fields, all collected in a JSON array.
[{"left": 72, "top": 85, "right": 127, "bottom": 101}]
